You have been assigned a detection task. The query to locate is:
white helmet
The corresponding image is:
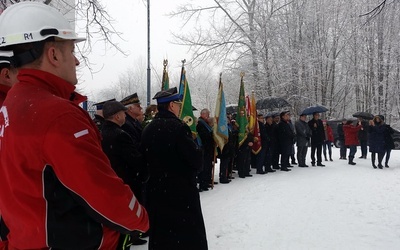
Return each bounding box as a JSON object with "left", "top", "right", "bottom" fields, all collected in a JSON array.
[
  {"left": 0, "top": 50, "right": 13, "bottom": 64},
  {"left": 0, "top": 2, "right": 85, "bottom": 48}
]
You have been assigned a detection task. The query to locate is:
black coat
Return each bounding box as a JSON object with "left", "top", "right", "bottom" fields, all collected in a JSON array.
[
  {"left": 368, "top": 124, "right": 386, "bottom": 153},
  {"left": 196, "top": 117, "right": 215, "bottom": 158},
  {"left": 308, "top": 119, "right": 325, "bottom": 145},
  {"left": 358, "top": 120, "right": 369, "bottom": 142},
  {"left": 141, "top": 109, "right": 208, "bottom": 250},
  {"left": 121, "top": 115, "right": 143, "bottom": 150},
  {"left": 101, "top": 120, "right": 146, "bottom": 202},
  {"left": 267, "top": 123, "right": 278, "bottom": 148},
  {"left": 258, "top": 121, "right": 269, "bottom": 148},
  {"left": 384, "top": 124, "right": 395, "bottom": 150},
  {"left": 337, "top": 123, "right": 345, "bottom": 141},
  {"left": 217, "top": 124, "right": 236, "bottom": 159},
  {"left": 277, "top": 120, "right": 295, "bottom": 154},
  {"left": 92, "top": 114, "right": 104, "bottom": 132}
]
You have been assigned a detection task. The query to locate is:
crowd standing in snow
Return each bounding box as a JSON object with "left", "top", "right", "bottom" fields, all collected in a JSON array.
[{"left": 0, "top": 3, "right": 397, "bottom": 250}]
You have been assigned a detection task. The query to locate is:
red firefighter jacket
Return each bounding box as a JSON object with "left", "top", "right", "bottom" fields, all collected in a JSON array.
[
  {"left": 0, "top": 69, "right": 149, "bottom": 249},
  {"left": 343, "top": 124, "right": 362, "bottom": 146},
  {"left": 0, "top": 84, "right": 10, "bottom": 107}
]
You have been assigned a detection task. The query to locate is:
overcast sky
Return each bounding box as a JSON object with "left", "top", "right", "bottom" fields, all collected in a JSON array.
[{"left": 76, "top": 0, "right": 191, "bottom": 100}]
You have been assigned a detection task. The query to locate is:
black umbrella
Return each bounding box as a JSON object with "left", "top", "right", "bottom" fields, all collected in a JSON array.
[
  {"left": 300, "top": 105, "right": 328, "bottom": 115},
  {"left": 256, "top": 97, "right": 290, "bottom": 110},
  {"left": 226, "top": 104, "right": 238, "bottom": 114},
  {"left": 352, "top": 111, "right": 374, "bottom": 120}
]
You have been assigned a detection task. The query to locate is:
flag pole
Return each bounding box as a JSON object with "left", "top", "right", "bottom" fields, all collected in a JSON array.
[{"left": 211, "top": 72, "right": 222, "bottom": 189}]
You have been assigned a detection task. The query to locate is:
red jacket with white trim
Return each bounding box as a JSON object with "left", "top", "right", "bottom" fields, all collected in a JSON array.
[{"left": 0, "top": 69, "right": 149, "bottom": 249}]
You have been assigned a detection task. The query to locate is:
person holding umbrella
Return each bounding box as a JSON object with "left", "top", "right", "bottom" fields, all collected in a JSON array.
[{"left": 308, "top": 112, "right": 326, "bottom": 167}]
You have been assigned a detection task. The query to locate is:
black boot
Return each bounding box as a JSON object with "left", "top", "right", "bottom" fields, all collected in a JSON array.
[
  {"left": 372, "top": 163, "right": 377, "bottom": 169},
  {"left": 266, "top": 167, "right": 276, "bottom": 173},
  {"left": 348, "top": 157, "right": 356, "bottom": 165},
  {"left": 385, "top": 163, "right": 390, "bottom": 168}
]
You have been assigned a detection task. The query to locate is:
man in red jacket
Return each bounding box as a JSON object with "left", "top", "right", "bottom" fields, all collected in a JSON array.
[{"left": 0, "top": 2, "right": 148, "bottom": 249}]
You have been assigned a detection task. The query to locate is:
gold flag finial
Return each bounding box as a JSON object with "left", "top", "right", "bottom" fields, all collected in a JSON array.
[{"left": 240, "top": 72, "right": 245, "bottom": 78}]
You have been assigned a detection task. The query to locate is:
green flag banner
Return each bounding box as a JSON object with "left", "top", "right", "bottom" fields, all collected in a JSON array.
[
  {"left": 179, "top": 61, "right": 197, "bottom": 139},
  {"left": 237, "top": 72, "right": 248, "bottom": 147}
]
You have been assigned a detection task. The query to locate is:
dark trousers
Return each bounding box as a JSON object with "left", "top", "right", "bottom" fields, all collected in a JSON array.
[
  {"left": 339, "top": 140, "right": 347, "bottom": 158},
  {"left": 237, "top": 146, "right": 251, "bottom": 177},
  {"left": 385, "top": 149, "right": 392, "bottom": 165},
  {"left": 297, "top": 146, "right": 308, "bottom": 166},
  {"left": 255, "top": 146, "right": 267, "bottom": 172},
  {"left": 228, "top": 157, "right": 234, "bottom": 177},
  {"left": 348, "top": 145, "right": 357, "bottom": 160},
  {"left": 290, "top": 145, "right": 296, "bottom": 163},
  {"left": 360, "top": 140, "right": 368, "bottom": 157},
  {"left": 264, "top": 146, "right": 272, "bottom": 170},
  {"left": 311, "top": 143, "right": 323, "bottom": 165},
  {"left": 280, "top": 153, "right": 290, "bottom": 169},
  {"left": 371, "top": 152, "right": 385, "bottom": 165},
  {"left": 271, "top": 146, "right": 280, "bottom": 169},
  {"left": 219, "top": 157, "right": 229, "bottom": 180},
  {"left": 198, "top": 154, "right": 213, "bottom": 188},
  {"left": 323, "top": 141, "right": 332, "bottom": 160}
]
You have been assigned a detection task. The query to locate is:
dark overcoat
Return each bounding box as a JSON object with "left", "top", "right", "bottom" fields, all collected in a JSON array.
[
  {"left": 384, "top": 124, "right": 395, "bottom": 150},
  {"left": 277, "top": 120, "right": 295, "bottom": 154},
  {"left": 368, "top": 125, "right": 386, "bottom": 153},
  {"left": 101, "top": 120, "right": 146, "bottom": 201},
  {"left": 121, "top": 115, "right": 143, "bottom": 149},
  {"left": 308, "top": 119, "right": 325, "bottom": 145},
  {"left": 141, "top": 109, "right": 208, "bottom": 250}
]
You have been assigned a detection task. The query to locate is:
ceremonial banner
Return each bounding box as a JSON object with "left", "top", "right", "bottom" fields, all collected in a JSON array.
[
  {"left": 178, "top": 60, "right": 197, "bottom": 139},
  {"left": 237, "top": 73, "right": 248, "bottom": 147},
  {"left": 161, "top": 59, "right": 169, "bottom": 90},
  {"left": 213, "top": 74, "right": 229, "bottom": 151}
]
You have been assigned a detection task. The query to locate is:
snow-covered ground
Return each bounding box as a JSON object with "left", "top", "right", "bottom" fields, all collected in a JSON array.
[{"left": 134, "top": 147, "right": 400, "bottom": 250}]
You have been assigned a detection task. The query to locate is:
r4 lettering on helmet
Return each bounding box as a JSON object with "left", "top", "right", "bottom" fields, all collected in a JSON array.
[{"left": 24, "top": 33, "right": 33, "bottom": 40}]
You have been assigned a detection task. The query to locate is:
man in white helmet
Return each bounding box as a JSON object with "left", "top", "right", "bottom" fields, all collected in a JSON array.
[{"left": 0, "top": 2, "right": 149, "bottom": 249}]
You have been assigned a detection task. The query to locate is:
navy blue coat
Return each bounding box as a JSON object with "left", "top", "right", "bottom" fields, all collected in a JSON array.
[
  {"left": 368, "top": 125, "right": 386, "bottom": 153},
  {"left": 277, "top": 120, "right": 295, "bottom": 154}
]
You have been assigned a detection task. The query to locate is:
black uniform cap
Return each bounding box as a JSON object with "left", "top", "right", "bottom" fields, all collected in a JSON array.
[{"left": 92, "top": 98, "right": 116, "bottom": 110}]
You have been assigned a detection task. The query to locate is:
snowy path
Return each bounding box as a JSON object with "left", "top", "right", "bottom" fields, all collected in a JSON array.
[{"left": 134, "top": 148, "right": 400, "bottom": 250}]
